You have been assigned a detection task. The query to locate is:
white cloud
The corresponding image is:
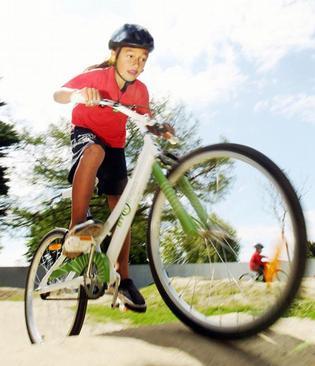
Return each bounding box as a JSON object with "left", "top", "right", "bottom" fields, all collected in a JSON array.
[
  {"left": 227, "top": 0, "right": 315, "bottom": 70},
  {"left": 136, "top": 0, "right": 315, "bottom": 70},
  {"left": 145, "top": 48, "right": 246, "bottom": 107},
  {"left": 140, "top": 0, "right": 315, "bottom": 105},
  {"left": 255, "top": 94, "right": 315, "bottom": 123}
]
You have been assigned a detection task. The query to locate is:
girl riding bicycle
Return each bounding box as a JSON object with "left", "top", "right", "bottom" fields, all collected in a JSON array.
[
  {"left": 249, "top": 243, "right": 268, "bottom": 280},
  {"left": 53, "top": 24, "right": 154, "bottom": 312}
]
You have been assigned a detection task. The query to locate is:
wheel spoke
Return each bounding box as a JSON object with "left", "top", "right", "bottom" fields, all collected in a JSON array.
[
  {"left": 25, "top": 229, "right": 88, "bottom": 343},
  {"left": 148, "top": 144, "right": 306, "bottom": 338}
]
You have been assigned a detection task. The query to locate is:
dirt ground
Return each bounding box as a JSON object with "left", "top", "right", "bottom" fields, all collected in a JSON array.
[{"left": 1, "top": 285, "right": 315, "bottom": 366}]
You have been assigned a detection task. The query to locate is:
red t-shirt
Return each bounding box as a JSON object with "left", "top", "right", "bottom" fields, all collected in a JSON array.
[
  {"left": 63, "top": 66, "right": 150, "bottom": 147},
  {"left": 249, "top": 251, "right": 264, "bottom": 271}
]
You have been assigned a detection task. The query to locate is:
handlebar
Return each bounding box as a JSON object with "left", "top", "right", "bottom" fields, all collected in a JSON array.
[{"left": 70, "top": 94, "right": 178, "bottom": 144}]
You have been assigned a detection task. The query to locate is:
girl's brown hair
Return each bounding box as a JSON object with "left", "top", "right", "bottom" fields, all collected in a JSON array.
[{"left": 85, "top": 53, "right": 116, "bottom": 71}]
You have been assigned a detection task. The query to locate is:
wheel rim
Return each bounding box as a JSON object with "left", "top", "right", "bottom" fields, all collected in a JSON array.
[
  {"left": 149, "top": 145, "right": 306, "bottom": 337},
  {"left": 25, "top": 230, "right": 87, "bottom": 343}
]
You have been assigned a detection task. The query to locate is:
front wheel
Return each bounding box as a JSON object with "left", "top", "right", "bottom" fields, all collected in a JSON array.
[
  {"left": 239, "top": 272, "right": 256, "bottom": 282},
  {"left": 147, "top": 143, "right": 307, "bottom": 339},
  {"left": 24, "top": 229, "right": 88, "bottom": 343}
]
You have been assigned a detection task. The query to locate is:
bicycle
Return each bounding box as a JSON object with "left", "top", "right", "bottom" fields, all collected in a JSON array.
[
  {"left": 239, "top": 268, "right": 288, "bottom": 282},
  {"left": 24, "top": 98, "right": 307, "bottom": 342}
]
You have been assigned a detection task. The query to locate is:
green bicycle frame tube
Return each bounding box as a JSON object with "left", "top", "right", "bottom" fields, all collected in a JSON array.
[
  {"left": 152, "top": 162, "right": 199, "bottom": 236},
  {"left": 177, "top": 175, "right": 209, "bottom": 228}
]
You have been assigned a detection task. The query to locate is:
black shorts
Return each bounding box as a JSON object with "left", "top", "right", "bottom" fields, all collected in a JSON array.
[{"left": 68, "top": 126, "right": 128, "bottom": 196}]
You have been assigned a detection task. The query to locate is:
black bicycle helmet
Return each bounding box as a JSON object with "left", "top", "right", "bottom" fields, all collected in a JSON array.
[
  {"left": 254, "top": 243, "right": 264, "bottom": 249},
  {"left": 109, "top": 24, "right": 154, "bottom": 53}
]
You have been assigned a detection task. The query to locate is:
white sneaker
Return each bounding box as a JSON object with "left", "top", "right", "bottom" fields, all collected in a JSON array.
[{"left": 63, "top": 220, "right": 103, "bottom": 258}]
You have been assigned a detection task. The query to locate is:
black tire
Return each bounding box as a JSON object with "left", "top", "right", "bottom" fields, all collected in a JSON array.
[
  {"left": 239, "top": 273, "right": 255, "bottom": 282},
  {"left": 147, "top": 143, "right": 307, "bottom": 339},
  {"left": 24, "top": 228, "right": 88, "bottom": 343}
]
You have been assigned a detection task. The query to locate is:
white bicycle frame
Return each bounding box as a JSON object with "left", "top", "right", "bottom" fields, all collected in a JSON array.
[{"left": 37, "top": 100, "right": 173, "bottom": 293}]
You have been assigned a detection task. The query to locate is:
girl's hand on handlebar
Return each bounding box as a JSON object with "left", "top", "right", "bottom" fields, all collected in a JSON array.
[
  {"left": 162, "top": 123, "right": 175, "bottom": 140},
  {"left": 71, "top": 87, "right": 101, "bottom": 107},
  {"left": 147, "top": 123, "right": 175, "bottom": 139}
]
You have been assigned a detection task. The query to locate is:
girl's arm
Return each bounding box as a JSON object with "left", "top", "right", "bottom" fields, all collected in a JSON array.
[
  {"left": 53, "top": 88, "right": 78, "bottom": 104},
  {"left": 53, "top": 87, "right": 101, "bottom": 105}
]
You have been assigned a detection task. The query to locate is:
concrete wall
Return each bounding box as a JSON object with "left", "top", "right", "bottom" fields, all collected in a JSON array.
[
  {"left": 304, "top": 258, "right": 315, "bottom": 276},
  {"left": 1, "top": 259, "right": 315, "bottom": 289},
  {"left": 0, "top": 267, "right": 29, "bottom": 288},
  {"left": 0, "top": 265, "right": 153, "bottom": 289}
]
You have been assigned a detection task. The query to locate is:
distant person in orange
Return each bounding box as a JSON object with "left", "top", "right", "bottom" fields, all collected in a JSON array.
[{"left": 249, "top": 243, "right": 268, "bottom": 278}]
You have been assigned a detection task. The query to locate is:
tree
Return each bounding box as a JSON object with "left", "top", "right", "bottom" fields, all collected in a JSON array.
[
  {"left": 6, "top": 99, "right": 239, "bottom": 263},
  {"left": 0, "top": 102, "right": 20, "bottom": 209},
  {"left": 161, "top": 213, "right": 239, "bottom": 264},
  {"left": 0, "top": 100, "right": 20, "bottom": 252},
  {"left": 307, "top": 241, "right": 315, "bottom": 258}
]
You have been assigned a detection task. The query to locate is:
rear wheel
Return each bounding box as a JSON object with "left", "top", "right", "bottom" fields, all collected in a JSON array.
[
  {"left": 25, "top": 229, "right": 88, "bottom": 343},
  {"left": 276, "top": 269, "right": 288, "bottom": 282},
  {"left": 148, "top": 143, "right": 306, "bottom": 339}
]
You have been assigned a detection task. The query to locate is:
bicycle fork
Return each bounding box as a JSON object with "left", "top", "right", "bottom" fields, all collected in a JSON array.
[{"left": 152, "top": 161, "right": 209, "bottom": 236}]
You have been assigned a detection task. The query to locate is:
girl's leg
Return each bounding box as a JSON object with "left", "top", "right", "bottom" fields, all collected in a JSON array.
[
  {"left": 70, "top": 144, "right": 105, "bottom": 229},
  {"left": 107, "top": 194, "right": 130, "bottom": 280},
  {"left": 107, "top": 194, "right": 146, "bottom": 312}
]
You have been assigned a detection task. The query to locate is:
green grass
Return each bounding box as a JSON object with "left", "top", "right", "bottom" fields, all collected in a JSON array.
[
  {"left": 87, "top": 284, "right": 263, "bottom": 326},
  {"left": 87, "top": 283, "right": 315, "bottom": 326},
  {"left": 202, "top": 305, "right": 260, "bottom": 316},
  {"left": 284, "top": 297, "right": 315, "bottom": 320},
  {"left": 0, "top": 288, "right": 24, "bottom": 301},
  {"left": 87, "top": 284, "right": 178, "bottom": 326},
  {"left": 5, "top": 293, "right": 24, "bottom": 301},
  {"left": 199, "top": 296, "right": 315, "bottom": 320},
  {"left": 3, "top": 282, "right": 315, "bottom": 326}
]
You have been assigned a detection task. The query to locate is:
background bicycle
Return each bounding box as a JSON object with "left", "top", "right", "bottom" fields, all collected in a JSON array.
[
  {"left": 25, "top": 99, "right": 307, "bottom": 342},
  {"left": 239, "top": 268, "right": 288, "bottom": 282}
]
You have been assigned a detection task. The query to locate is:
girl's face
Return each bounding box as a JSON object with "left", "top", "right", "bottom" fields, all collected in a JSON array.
[{"left": 114, "top": 47, "right": 149, "bottom": 85}]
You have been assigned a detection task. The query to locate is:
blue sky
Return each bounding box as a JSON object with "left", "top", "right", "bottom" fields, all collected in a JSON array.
[{"left": 0, "top": 0, "right": 315, "bottom": 265}]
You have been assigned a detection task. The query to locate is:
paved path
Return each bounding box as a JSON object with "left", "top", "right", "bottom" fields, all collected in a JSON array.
[{"left": 1, "top": 300, "right": 315, "bottom": 366}]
